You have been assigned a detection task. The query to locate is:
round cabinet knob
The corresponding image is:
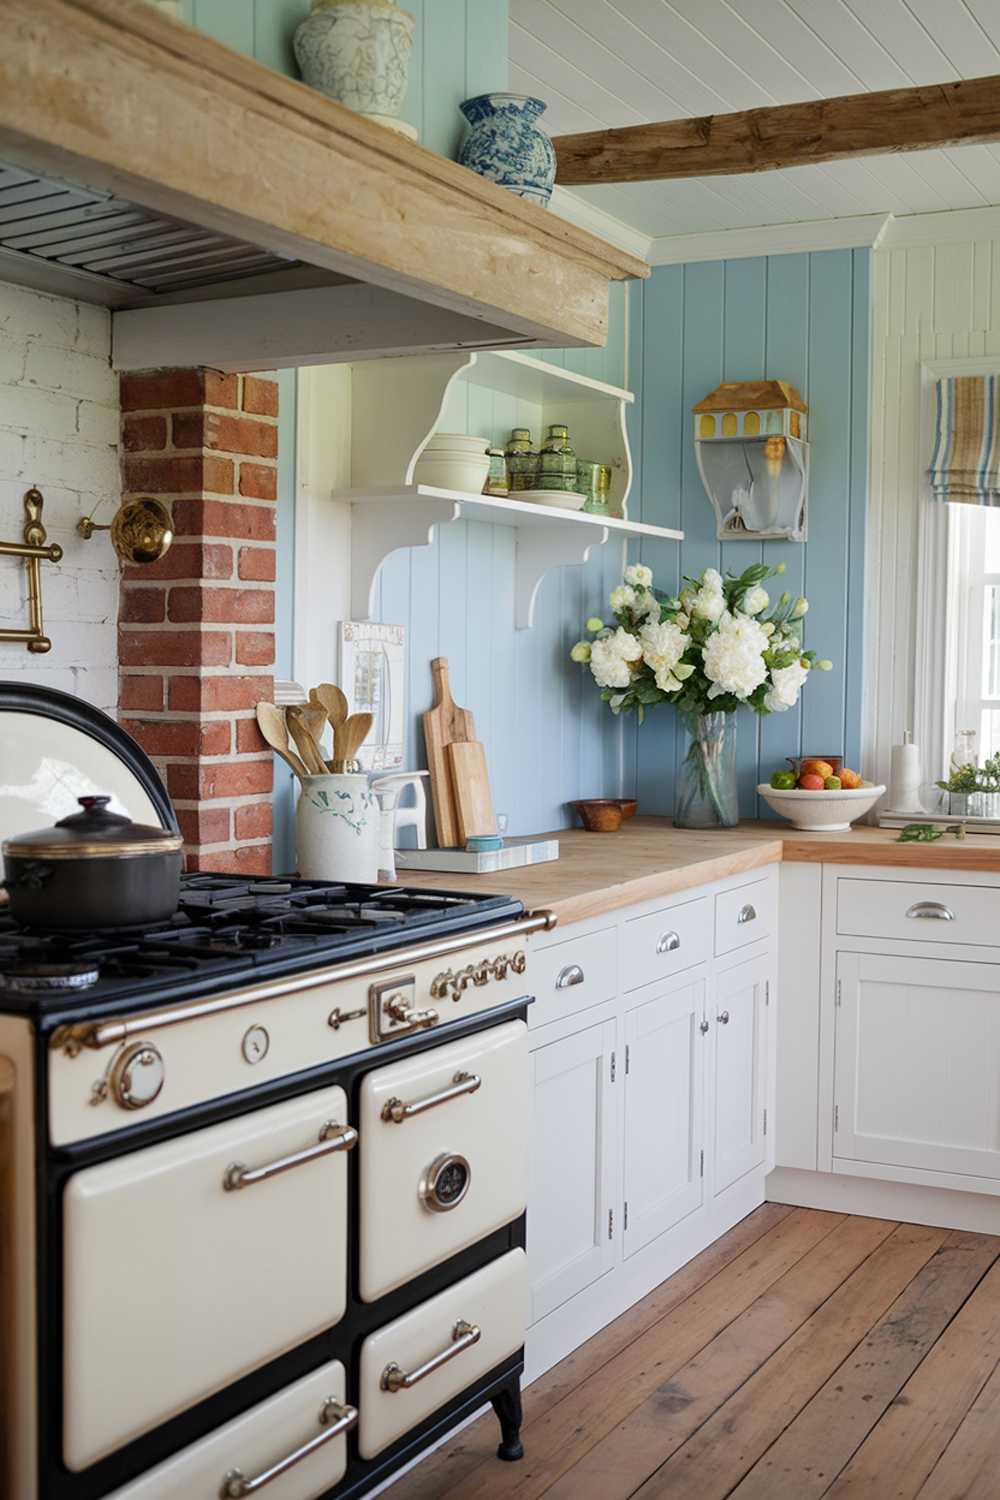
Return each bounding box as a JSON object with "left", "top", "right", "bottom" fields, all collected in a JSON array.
[
  {"left": 420, "top": 1152, "right": 471, "bottom": 1213},
  {"left": 717, "top": 1010, "right": 731, "bottom": 1025},
  {"left": 110, "top": 1041, "right": 165, "bottom": 1110}
]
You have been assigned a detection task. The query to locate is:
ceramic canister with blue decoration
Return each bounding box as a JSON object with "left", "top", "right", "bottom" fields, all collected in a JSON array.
[{"left": 457, "top": 93, "right": 557, "bottom": 205}]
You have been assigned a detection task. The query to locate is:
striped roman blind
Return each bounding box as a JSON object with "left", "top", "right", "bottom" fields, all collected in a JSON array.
[{"left": 929, "top": 375, "right": 1000, "bottom": 505}]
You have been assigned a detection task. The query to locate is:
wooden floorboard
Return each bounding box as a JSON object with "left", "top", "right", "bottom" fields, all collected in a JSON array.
[{"left": 386, "top": 1206, "right": 1000, "bottom": 1500}]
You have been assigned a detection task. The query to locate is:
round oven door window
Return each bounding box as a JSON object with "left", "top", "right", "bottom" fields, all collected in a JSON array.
[{"left": 419, "top": 1151, "right": 471, "bottom": 1213}]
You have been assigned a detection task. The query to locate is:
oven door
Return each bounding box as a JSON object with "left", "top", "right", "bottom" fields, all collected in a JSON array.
[
  {"left": 359, "top": 1019, "right": 528, "bottom": 1302},
  {"left": 63, "top": 1085, "right": 354, "bottom": 1472}
]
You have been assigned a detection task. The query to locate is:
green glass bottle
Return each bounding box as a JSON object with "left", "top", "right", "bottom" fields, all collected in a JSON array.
[
  {"left": 505, "top": 428, "right": 538, "bottom": 492},
  {"left": 538, "top": 423, "right": 576, "bottom": 491}
]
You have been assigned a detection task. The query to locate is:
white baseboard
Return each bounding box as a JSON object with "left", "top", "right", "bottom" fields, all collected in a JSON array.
[{"left": 767, "top": 1167, "right": 1000, "bottom": 1234}]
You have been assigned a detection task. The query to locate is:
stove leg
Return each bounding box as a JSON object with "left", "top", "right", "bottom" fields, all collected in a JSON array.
[{"left": 491, "top": 1379, "right": 524, "bottom": 1462}]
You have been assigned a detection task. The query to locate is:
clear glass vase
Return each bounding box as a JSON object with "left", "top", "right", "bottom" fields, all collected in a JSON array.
[{"left": 674, "top": 711, "right": 739, "bottom": 829}]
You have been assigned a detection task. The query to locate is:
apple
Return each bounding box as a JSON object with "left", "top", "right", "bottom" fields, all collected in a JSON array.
[
  {"left": 839, "top": 767, "right": 862, "bottom": 789},
  {"left": 798, "top": 773, "right": 826, "bottom": 791},
  {"left": 824, "top": 776, "right": 842, "bottom": 789}
]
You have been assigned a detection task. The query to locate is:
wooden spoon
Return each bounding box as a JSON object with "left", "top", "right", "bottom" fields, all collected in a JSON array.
[
  {"left": 299, "top": 704, "right": 328, "bottom": 754},
  {"left": 285, "top": 705, "right": 328, "bottom": 777},
  {"left": 331, "top": 711, "right": 373, "bottom": 771},
  {"left": 255, "top": 702, "right": 308, "bottom": 782},
  {"left": 309, "top": 683, "right": 349, "bottom": 734}
]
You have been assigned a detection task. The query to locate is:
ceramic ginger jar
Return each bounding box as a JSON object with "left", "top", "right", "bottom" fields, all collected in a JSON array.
[
  {"left": 457, "top": 93, "right": 557, "bottom": 206},
  {"left": 294, "top": 0, "right": 416, "bottom": 136}
]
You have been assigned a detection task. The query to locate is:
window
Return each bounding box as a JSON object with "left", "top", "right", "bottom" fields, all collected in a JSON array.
[{"left": 949, "top": 506, "right": 1000, "bottom": 768}]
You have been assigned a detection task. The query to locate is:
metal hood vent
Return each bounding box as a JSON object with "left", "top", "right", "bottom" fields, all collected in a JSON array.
[{"left": 0, "top": 163, "right": 300, "bottom": 305}]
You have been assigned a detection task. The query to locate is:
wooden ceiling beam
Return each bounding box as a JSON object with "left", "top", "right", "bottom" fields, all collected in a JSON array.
[{"left": 553, "top": 74, "right": 1000, "bottom": 185}]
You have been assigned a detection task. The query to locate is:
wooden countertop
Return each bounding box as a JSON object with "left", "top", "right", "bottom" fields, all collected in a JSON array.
[{"left": 395, "top": 818, "right": 1000, "bottom": 926}]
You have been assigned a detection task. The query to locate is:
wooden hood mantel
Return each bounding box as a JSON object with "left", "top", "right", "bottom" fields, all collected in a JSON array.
[{"left": 0, "top": 0, "right": 648, "bottom": 369}]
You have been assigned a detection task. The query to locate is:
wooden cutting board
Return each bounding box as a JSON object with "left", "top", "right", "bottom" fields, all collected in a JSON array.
[
  {"left": 447, "top": 740, "right": 497, "bottom": 842},
  {"left": 422, "top": 657, "right": 476, "bottom": 847}
]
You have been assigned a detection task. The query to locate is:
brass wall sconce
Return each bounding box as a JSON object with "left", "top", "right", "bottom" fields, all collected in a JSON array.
[
  {"left": 78, "top": 497, "right": 173, "bottom": 566},
  {"left": 0, "top": 487, "right": 62, "bottom": 654}
]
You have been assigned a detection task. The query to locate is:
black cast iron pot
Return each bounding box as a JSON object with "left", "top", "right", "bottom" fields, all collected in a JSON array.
[{"left": 1, "top": 795, "right": 183, "bottom": 930}]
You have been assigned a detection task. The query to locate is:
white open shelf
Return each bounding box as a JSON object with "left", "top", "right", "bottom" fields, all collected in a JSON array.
[
  {"left": 348, "top": 486, "right": 685, "bottom": 628},
  {"left": 339, "top": 348, "right": 684, "bottom": 629}
]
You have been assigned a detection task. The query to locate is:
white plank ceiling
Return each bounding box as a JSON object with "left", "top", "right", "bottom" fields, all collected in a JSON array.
[{"left": 511, "top": 0, "right": 1000, "bottom": 238}]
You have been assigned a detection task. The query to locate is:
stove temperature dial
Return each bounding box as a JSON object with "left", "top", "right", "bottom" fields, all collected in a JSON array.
[{"left": 110, "top": 1042, "right": 165, "bottom": 1111}]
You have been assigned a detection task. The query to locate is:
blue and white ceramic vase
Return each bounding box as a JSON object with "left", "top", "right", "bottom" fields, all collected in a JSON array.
[
  {"left": 293, "top": 0, "right": 417, "bottom": 139},
  {"left": 457, "top": 93, "right": 557, "bottom": 206}
]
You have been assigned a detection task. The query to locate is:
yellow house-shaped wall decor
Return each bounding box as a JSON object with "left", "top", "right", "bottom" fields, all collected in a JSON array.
[{"left": 692, "top": 380, "right": 809, "bottom": 541}]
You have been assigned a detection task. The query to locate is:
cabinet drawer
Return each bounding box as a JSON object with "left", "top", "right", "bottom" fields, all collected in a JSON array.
[
  {"left": 108, "top": 1359, "right": 350, "bottom": 1500},
  {"left": 624, "top": 897, "right": 711, "bottom": 991},
  {"left": 714, "top": 878, "right": 775, "bottom": 957},
  {"left": 837, "top": 878, "right": 1000, "bottom": 947},
  {"left": 358, "top": 1249, "right": 527, "bottom": 1459},
  {"left": 530, "top": 927, "right": 616, "bottom": 1028}
]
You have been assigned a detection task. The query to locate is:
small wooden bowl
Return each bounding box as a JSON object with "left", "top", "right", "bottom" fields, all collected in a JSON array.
[
  {"left": 571, "top": 799, "right": 624, "bottom": 832},
  {"left": 614, "top": 799, "right": 638, "bottom": 820}
]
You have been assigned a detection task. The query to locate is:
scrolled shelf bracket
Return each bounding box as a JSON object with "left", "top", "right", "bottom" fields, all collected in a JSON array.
[{"left": 0, "top": 488, "right": 62, "bottom": 654}]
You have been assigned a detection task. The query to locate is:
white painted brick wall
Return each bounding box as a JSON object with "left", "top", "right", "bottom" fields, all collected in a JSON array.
[{"left": 0, "top": 279, "right": 120, "bottom": 713}]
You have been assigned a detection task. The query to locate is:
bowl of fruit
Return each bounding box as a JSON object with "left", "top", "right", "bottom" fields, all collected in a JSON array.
[{"left": 757, "top": 758, "right": 885, "bottom": 832}]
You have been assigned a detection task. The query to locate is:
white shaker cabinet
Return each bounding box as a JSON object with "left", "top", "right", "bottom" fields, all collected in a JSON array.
[
  {"left": 623, "top": 975, "right": 706, "bottom": 1259},
  {"left": 712, "top": 955, "right": 769, "bottom": 1196},
  {"left": 525, "top": 868, "right": 776, "bottom": 1381},
  {"left": 834, "top": 951, "right": 1000, "bottom": 1186},
  {"left": 527, "top": 1007, "right": 618, "bottom": 1326}
]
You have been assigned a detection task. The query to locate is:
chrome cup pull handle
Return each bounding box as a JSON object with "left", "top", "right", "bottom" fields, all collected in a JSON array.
[
  {"left": 556, "top": 964, "right": 584, "bottom": 989},
  {"left": 736, "top": 904, "right": 757, "bottom": 926},
  {"left": 381, "top": 1070, "right": 481, "bottom": 1124},
  {"left": 221, "top": 1398, "right": 358, "bottom": 1495},
  {"left": 380, "top": 1320, "right": 481, "bottom": 1393},
  {"left": 905, "top": 901, "right": 955, "bottom": 921},
  {"left": 657, "top": 931, "right": 681, "bottom": 954},
  {"left": 223, "top": 1121, "right": 357, "bottom": 1191}
]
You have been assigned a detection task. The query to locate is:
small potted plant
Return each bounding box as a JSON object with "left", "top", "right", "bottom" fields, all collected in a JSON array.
[
  {"left": 570, "top": 561, "right": 833, "bottom": 829},
  {"left": 936, "top": 753, "right": 1000, "bottom": 820}
]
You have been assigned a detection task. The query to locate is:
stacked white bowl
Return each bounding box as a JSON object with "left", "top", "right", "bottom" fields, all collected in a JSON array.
[{"left": 413, "top": 432, "right": 491, "bottom": 494}]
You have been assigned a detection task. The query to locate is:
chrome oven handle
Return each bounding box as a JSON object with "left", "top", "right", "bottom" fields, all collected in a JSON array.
[
  {"left": 381, "top": 1070, "right": 481, "bottom": 1124},
  {"left": 737, "top": 904, "right": 757, "bottom": 926},
  {"left": 380, "top": 1320, "right": 481, "bottom": 1393},
  {"left": 905, "top": 900, "right": 955, "bottom": 921},
  {"left": 221, "top": 1398, "right": 357, "bottom": 1495},
  {"left": 555, "top": 964, "right": 584, "bottom": 989},
  {"left": 223, "top": 1121, "right": 357, "bottom": 1191}
]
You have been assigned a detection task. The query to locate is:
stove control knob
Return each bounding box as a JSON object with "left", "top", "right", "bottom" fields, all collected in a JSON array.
[{"left": 111, "top": 1042, "right": 165, "bottom": 1111}]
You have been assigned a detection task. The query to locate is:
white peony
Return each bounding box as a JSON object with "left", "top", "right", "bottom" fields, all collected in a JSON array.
[
  {"left": 570, "top": 641, "right": 591, "bottom": 663},
  {"left": 609, "top": 584, "right": 638, "bottom": 613},
  {"left": 638, "top": 590, "right": 661, "bottom": 620},
  {"left": 624, "top": 563, "right": 653, "bottom": 588},
  {"left": 702, "top": 611, "right": 769, "bottom": 700},
  {"left": 691, "top": 568, "right": 726, "bottom": 622},
  {"left": 742, "top": 585, "right": 769, "bottom": 615},
  {"left": 764, "top": 659, "right": 810, "bottom": 712},
  {"left": 589, "top": 627, "right": 642, "bottom": 689},
  {"left": 639, "top": 619, "right": 690, "bottom": 693}
]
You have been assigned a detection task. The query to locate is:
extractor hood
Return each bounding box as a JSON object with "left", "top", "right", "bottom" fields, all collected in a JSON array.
[{"left": 0, "top": 0, "right": 648, "bottom": 371}]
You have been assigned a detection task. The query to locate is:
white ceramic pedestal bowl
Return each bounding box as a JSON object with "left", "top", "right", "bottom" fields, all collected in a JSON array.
[{"left": 756, "top": 781, "right": 886, "bottom": 832}]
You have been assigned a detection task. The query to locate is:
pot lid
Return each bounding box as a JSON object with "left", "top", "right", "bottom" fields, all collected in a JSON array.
[
  {"left": 3, "top": 796, "right": 182, "bottom": 860},
  {"left": 0, "top": 681, "right": 177, "bottom": 848}
]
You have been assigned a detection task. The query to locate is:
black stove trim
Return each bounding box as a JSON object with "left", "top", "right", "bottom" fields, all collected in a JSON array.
[
  {"left": 34, "top": 997, "right": 531, "bottom": 1500},
  {"left": 0, "top": 679, "right": 177, "bottom": 833}
]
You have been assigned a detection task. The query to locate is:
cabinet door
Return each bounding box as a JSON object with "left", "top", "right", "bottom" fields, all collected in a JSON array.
[
  {"left": 623, "top": 977, "right": 706, "bottom": 1259},
  {"left": 528, "top": 1017, "right": 618, "bottom": 1324},
  {"left": 835, "top": 952, "right": 1000, "bottom": 1181},
  {"left": 712, "top": 956, "right": 768, "bottom": 1195}
]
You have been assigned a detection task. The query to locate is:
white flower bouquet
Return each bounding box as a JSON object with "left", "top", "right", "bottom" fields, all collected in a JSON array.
[{"left": 570, "top": 561, "right": 832, "bottom": 827}]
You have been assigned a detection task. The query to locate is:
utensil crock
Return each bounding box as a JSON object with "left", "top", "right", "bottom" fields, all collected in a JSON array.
[{"left": 296, "top": 774, "right": 381, "bottom": 882}]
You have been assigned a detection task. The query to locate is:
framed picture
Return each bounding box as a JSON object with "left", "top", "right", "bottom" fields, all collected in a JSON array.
[{"left": 338, "top": 621, "right": 406, "bottom": 770}]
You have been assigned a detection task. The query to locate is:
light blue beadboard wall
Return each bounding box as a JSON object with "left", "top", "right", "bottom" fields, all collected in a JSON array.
[{"left": 622, "top": 250, "right": 871, "bottom": 819}]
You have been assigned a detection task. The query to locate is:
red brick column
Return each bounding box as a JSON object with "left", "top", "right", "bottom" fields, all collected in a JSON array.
[{"left": 117, "top": 368, "right": 278, "bottom": 874}]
